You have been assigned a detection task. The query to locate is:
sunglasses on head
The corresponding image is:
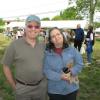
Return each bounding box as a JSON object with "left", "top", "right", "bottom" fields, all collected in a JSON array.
[{"left": 27, "top": 25, "right": 40, "bottom": 29}]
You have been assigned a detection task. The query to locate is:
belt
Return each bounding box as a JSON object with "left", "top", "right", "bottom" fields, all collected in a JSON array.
[{"left": 16, "top": 79, "right": 43, "bottom": 86}]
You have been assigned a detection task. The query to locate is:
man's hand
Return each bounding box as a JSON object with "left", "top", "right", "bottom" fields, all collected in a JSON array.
[{"left": 3, "top": 65, "right": 16, "bottom": 90}]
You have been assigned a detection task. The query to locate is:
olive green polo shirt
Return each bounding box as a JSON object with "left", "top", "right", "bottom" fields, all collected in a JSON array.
[{"left": 2, "top": 38, "right": 45, "bottom": 84}]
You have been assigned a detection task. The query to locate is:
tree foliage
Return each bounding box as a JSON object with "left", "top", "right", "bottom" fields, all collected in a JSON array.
[
  {"left": 60, "top": 7, "right": 77, "bottom": 20},
  {"left": 94, "top": 22, "right": 100, "bottom": 28},
  {"left": 41, "top": 17, "right": 50, "bottom": 21},
  {"left": 52, "top": 7, "right": 83, "bottom": 20},
  {"left": 0, "top": 18, "right": 5, "bottom": 26},
  {"left": 96, "top": 0, "right": 100, "bottom": 10},
  {"left": 76, "top": 0, "right": 99, "bottom": 25},
  {"left": 52, "top": 15, "right": 62, "bottom": 20},
  {"left": 0, "top": 18, "right": 5, "bottom": 32}
]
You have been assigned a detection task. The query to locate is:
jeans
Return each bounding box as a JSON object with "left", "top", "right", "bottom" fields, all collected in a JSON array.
[{"left": 87, "top": 52, "right": 92, "bottom": 63}]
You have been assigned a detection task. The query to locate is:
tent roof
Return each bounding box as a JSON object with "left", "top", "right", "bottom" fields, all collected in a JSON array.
[
  {"left": 95, "top": 28, "right": 100, "bottom": 32},
  {"left": 7, "top": 20, "right": 88, "bottom": 29},
  {"left": 41, "top": 20, "right": 88, "bottom": 29},
  {"left": 7, "top": 22, "right": 25, "bottom": 28}
]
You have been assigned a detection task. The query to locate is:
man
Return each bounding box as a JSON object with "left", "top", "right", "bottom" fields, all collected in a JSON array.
[
  {"left": 74, "top": 24, "right": 84, "bottom": 52},
  {"left": 1, "top": 15, "right": 47, "bottom": 100}
]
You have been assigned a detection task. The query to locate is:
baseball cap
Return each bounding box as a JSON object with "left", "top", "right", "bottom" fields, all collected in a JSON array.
[{"left": 25, "top": 15, "right": 41, "bottom": 25}]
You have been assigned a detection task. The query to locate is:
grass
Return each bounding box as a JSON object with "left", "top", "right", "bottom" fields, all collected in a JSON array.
[
  {"left": 78, "top": 39, "right": 100, "bottom": 100},
  {"left": 0, "top": 33, "right": 100, "bottom": 100}
]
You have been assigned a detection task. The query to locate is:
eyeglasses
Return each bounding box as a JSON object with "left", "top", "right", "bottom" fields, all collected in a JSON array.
[{"left": 27, "top": 25, "right": 40, "bottom": 30}]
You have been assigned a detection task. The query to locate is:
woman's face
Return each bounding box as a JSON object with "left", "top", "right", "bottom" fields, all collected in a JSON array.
[
  {"left": 50, "top": 29, "right": 63, "bottom": 48},
  {"left": 25, "top": 21, "right": 40, "bottom": 39}
]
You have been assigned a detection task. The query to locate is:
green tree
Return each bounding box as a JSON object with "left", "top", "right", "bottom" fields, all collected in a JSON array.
[
  {"left": 76, "top": 0, "right": 99, "bottom": 25},
  {"left": 94, "top": 22, "right": 100, "bottom": 28},
  {"left": 60, "top": 7, "right": 78, "bottom": 20},
  {"left": 52, "top": 15, "right": 62, "bottom": 20},
  {"left": 0, "top": 18, "right": 5, "bottom": 25},
  {"left": 0, "top": 18, "right": 5, "bottom": 33},
  {"left": 52, "top": 7, "right": 83, "bottom": 20},
  {"left": 41, "top": 17, "right": 50, "bottom": 21}
]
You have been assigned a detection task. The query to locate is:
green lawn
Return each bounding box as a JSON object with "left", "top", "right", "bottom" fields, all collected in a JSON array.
[
  {"left": 0, "top": 33, "right": 100, "bottom": 100},
  {"left": 78, "top": 38, "right": 100, "bottom": 100}
]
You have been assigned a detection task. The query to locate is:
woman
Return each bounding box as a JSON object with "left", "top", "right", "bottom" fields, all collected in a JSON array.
[
  {"left": 43, "top": 27, "right": 84, "bottom": 100},
  {"left": 85, "top": 25, "right": 95, "bottom": 64}
]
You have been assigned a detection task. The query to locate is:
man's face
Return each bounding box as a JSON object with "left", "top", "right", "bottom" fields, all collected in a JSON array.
[
  {"left": 77, "top": 24, "right": 80, "bottom": 29},
  {"left": 25, "top": 21, "right": 40, "bottom": 39}
]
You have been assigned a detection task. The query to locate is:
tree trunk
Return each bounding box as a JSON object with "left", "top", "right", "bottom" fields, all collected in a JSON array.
[
  {"left": 89, "top": 11, "right": 94, "bottom": 25},
  {"left": 89, "top": 0, "right": 97, "bottom": 26}
]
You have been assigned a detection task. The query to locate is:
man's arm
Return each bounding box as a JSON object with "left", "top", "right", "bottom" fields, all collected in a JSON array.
[
  {"left": 82, "top": 29, "right": 84, "bottom": 42},
  {"left": 3, "top": 65, "right": 16, "bottom": 90}
]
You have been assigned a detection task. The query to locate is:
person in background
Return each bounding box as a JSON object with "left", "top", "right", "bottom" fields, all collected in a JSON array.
[
  {"left": 43, "top": 27, "right": 84, "bottom": 100},
  {"left": 74, "top": 24, "right": 84, "bottom": 52},
  {"left": 85, "top": 25, "right": 95, "bottom": 64},
  {"left": 15, "top": 30, "right": 23, "bottom": 39},
  {"left": 1, "top": 15, "right": 47, "bottom": 100}
]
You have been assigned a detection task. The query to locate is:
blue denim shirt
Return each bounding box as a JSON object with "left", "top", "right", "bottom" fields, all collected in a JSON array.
[
  {"left": 43, "top": 46, "right": 84, "bottom": 95},
  {"left": 75, "top": 28, "right": 84, "bottom": 41}
]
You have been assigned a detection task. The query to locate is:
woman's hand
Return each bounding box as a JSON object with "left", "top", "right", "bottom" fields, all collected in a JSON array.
[{"left": 61, "top": 72, "right": 71, "bottom": 81}]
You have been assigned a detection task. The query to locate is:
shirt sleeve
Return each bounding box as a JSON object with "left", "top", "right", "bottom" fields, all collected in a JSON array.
[
  {"left": 90, "top": 33, "right": 93, "bottom": 40},
  {"left": 81, "top": 29, "right": 84, "bottom": 41},
  {"left": 70, "top": 47, "right": 84, "bottom": 76},
  {"left": 1, "top": 42, "right": 15, "bottom": 67}
]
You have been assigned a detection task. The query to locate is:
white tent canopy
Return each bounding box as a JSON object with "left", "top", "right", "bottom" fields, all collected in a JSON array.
[
  {"left": 41, "top": 20, "right": 88, "bottom": 29},
  {"left": 7, "top": 20, "right": 88, "bottom": 29},
  {"left": 95, "top": 28, "right": 100, "bottom": 32}
]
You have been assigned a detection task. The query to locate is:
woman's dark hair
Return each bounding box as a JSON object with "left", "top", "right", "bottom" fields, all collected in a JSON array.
[
  {"left": 86, "top": 25, "right": 94, "bottom": 37},
  {"left": 88, "top": 25, "right": 93, "bottom": 33},
  {"left": 46, "top": 27, "right": 69, "bottom": 51}
]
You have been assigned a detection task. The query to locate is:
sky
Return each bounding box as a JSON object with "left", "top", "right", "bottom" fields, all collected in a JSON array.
[{"left": 0, "top": 0, "right": 72, "bottom": 20}]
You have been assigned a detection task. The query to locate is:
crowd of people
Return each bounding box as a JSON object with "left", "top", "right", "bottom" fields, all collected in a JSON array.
[{"left": 1, "top": 15, "right": 95, "bottom": 100}]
